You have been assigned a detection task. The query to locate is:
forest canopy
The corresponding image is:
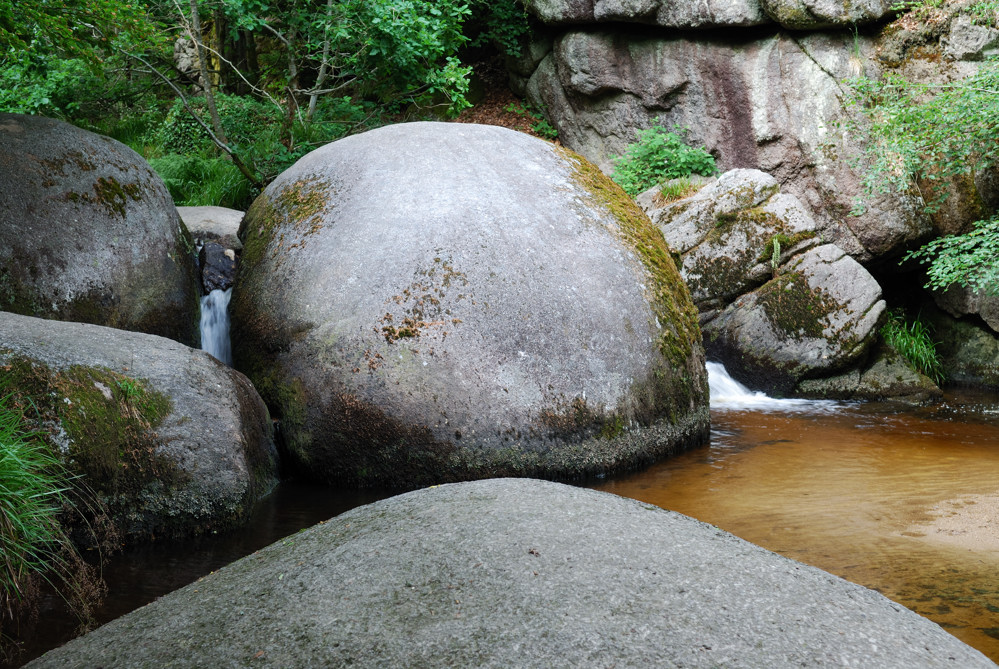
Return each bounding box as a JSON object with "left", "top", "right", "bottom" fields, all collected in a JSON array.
[{"left": 0, "top": 0, "right": 531, "bottom": 206}]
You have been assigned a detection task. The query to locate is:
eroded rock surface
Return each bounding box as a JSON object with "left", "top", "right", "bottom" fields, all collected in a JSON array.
[
  {"left": 0, "top": 113, "right": 199, "bottom": 345},
  {"left": 28, "top": 479, "right": 996, "bottom": 668},
  {"left": 523, "top": 0, "right": 769, "bottom": 28},
  {"left": 232, "top": 122, "right": 708, "bottom": 488},
  {"left": 0, "top": 311, "right": 277, "bottom": 540}
]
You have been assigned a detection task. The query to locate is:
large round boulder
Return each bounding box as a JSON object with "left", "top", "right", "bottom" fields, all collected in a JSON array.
[
  {"left": 27, "top": 479, "right": 995, "bottom": 668},
  {"left": 704, "top": 244, "right": 886, "bottom": 395},
  {"left": 0, "top": 311, "right": 278, "bottom": 540},
  {"left": 0, "top": 113, "right": 199, "bottom": 345},
  {"left": 232, "top": 121, "right": 708, "bottom": 488}
]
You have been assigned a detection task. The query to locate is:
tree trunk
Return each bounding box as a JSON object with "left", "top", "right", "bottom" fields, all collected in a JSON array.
[{"left": 189, "top": 0, "right": 228, "bottom": 148}]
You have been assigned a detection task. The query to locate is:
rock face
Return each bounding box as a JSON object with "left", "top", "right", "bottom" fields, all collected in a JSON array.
[
  {"left": 28, "top": 479, "right": 996, "bottom": 669},
  {"left": 525, "top": 30, "right": 931, "bottom": 263},
  {"left": 523, "top": 0, "right": 769, "bottom": 28},
  {"left": 232, "top": 121, "right": 708, "bottom": 488},
  {"left": 704, "top": 244, "right": 886, "bottom": 394},
  {"left": 0, "top": 113, "right": 200, "bottom": 345},
  {"left": 177, "top": 205, "right": 243, "bottom": 250},
  {"left": 0, "top": 311, "right": 278, "bottom": 540},
  {"left": 759, "top": 0, "right": 894, "bottom": 29}
]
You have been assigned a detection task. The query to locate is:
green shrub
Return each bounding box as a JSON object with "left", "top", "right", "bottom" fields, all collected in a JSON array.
[
  {"left": 159, "top": 93, "right": 282, "bottom": 155},
  {"left": 149, "top": 154, "right": 257, "bottom": 209},
  {"left": 610, "top": 123, "right": 716, "bottom": 197},
  {"left": 881, "top": 309, "right": 944, "bottom": 383}
]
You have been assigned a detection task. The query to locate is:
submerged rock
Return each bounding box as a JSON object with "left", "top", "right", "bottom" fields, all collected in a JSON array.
[
  {"left": 0, "top": 311, "right": 278, "bottom": 540},
  {"left": 704, "top": 244, "right": 886, "bottom": 394},
  {"left": 232, "top": 121, "right": 708, "bottom": 488},
  {"left": 27, "top": 479, "right": 996, "bottom": 668},
  {"left": 0, "top": 113, "right": 200, "bottom": 345}
]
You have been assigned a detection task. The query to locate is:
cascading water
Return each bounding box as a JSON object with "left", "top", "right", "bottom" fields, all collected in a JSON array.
[
  {"left": 706, "top": 361, "right": 837, "bottom": 412},
  {"left": 200, "top": 287, "right": 232, "bottom": 366}
]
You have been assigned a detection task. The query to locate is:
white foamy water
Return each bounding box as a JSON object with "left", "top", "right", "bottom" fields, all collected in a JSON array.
[
  {"left": 200, "top": 287, "right": 232, "bottom": 366},
  {"left": 707, "top": 361, "right": 838, "bottom": 412}
]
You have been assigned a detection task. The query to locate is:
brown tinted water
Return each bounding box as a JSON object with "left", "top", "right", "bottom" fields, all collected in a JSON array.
[
  {"left": 10, "top": 390, "right": 999, "bottom": 666},
  {"left": 593, "top": 392, "right": 999, "bottom": 662}
]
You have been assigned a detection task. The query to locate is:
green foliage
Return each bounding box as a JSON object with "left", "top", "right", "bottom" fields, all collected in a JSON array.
[
  {"left": 149, "top": 154, "right": 256, "bottom": 209},
  {"left": 969, "top": 0, "right": 999, "bottom": 26},
  {"left": 904, "top": 215, "right": 999, "bottom": 294},
  {"left": 0, "top": 56, "right": 98, "bottom": 117},
  {"left": 505, "top": 101, "right": 558, "bottom": 140},
  {"left": 656, "top": 177, "right": 702, "bottom": 204},
  {"left": 224, "top": 0, "right": 475, "bottom": 116},
  {"left": 881, "top": 309, "right": 944, "bottom": 383},
  {"left": 845, "top": 64, "right": 999, "bottom": 215},
  {"left": 610, "top": 123, "right": 717, "bottom": 197},
  {"left": 0, "top": 389, "right": 98, "bottom": 638},
  {"left": 467, "top": 0, "right": 531, "bottom": 57},
  {"left": 0, "top": 0, "right": 160, "bottom": 66},
  {"left": 160, "top": 93, "right": 283, "bottom": 155}
]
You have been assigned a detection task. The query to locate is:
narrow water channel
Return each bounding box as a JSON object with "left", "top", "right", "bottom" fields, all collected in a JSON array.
[{"left": 9, "top": 376, "right": 999, "bottom": 665}]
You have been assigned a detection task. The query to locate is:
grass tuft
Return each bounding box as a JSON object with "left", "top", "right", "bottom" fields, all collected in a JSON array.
[{"left": 881, "top": 309, "right": 945, "bottom": 384}]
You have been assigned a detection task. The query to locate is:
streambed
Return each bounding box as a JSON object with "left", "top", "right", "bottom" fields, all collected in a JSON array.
[{"left": 10, "top": 367, "right": 999, "bottom": 665}]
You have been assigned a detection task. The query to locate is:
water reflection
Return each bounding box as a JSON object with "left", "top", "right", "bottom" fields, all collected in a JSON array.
[{"left": 593, "top": 391, "right": 999, "bottom": 661}]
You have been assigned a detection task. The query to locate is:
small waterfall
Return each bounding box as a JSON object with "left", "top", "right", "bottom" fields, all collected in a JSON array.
[
  {"left": 707, "top": 361, "right": 837, "bottom": 412},
  {"left": 200, "top": 288, "right": 232, "bottom": 366}
]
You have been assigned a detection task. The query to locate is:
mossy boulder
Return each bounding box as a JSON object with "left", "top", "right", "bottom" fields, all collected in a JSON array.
[
  {"left": 704, "top": 244, "right": 886, "bottom": 395},
  {"left": 0, "top": 311, "right": 278, "bottom": 540},
  {"left": 924, "top": 305, "right": 999, "bottom": 387},
  {"left": 232, "top": 121, "right": 708, "bottom": 489},
  {"left": 27, "top": 479, "right": 996, "bottom": 668},
  {"left": 641, "top": 169, "right": 822, "bottom": 317},
  {"left": 796, "top": 346, "right": 943, "bottom": 403},
  {"left": 0, "top": 113, "right": 199, "bottom": 345}
]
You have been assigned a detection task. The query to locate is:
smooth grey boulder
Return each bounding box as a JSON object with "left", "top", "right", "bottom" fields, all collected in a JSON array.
[
  {"left": 704, "top": 244, "right": 886, "bottom": 394},
  {"left": 642, "top": 169, "right": 822, "bottom": 316},
  {"left": 177, "top": 204, "right": 244, "bottom": 251},
  {"left": 28, "top": 478, "right": 996, "bottom": 668},
  {"left": 232, "top": 121, "right": 708, "bottom": 488},
  {"left": 523, "top": 0, "right": 770, "bottom": 28},
  {"left": 0, "top": 113, "right": 199, "bottom": 345},
  {"left": 759, "top": 0, "right": 894, "bottom": 29},
  {"left": 526, "top": 30, "right": 933, "bottom": 262},
  {"left": 0, "top": 311, "right": 278, "bottom": 540}
]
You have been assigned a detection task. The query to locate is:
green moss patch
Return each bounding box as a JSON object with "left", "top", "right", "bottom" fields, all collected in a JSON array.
[
  {"left": 0, "top": 355, "right": 184, "bottom": 501},
  {"left": 756, "top": 271, "right": 839, "bottom": 340},
  {"left": 64, "top": 176, "right": 143, "bottom": 218},
  {"left": 556, "top": 146, "right": 700, "bottom": 369}
]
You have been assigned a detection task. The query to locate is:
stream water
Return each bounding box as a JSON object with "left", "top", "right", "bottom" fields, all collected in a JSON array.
[
  {"left": 9, "top": 365, "right": 999, "bottom": 665},
  {"left": 199, "top": 288, "right": 232, "bottom": 366}
]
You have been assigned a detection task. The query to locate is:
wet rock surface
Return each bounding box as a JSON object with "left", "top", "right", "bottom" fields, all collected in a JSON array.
[
  {"left": 231, "top": 121, "right": 708, "bottom": 488},
  {"left": 0, "top": 311, "right": 277, "bottom": 540},
  {"left": 28, "top": 478, "right": 996, "bottom": 668},
  {"left": 0, "top": 113, "right": 200, "bottom": 345}
]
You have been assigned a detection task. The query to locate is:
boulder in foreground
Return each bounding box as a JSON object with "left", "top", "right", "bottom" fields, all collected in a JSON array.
[{"left": 28, "top": 479, "right": 995, "bottom": 668}]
